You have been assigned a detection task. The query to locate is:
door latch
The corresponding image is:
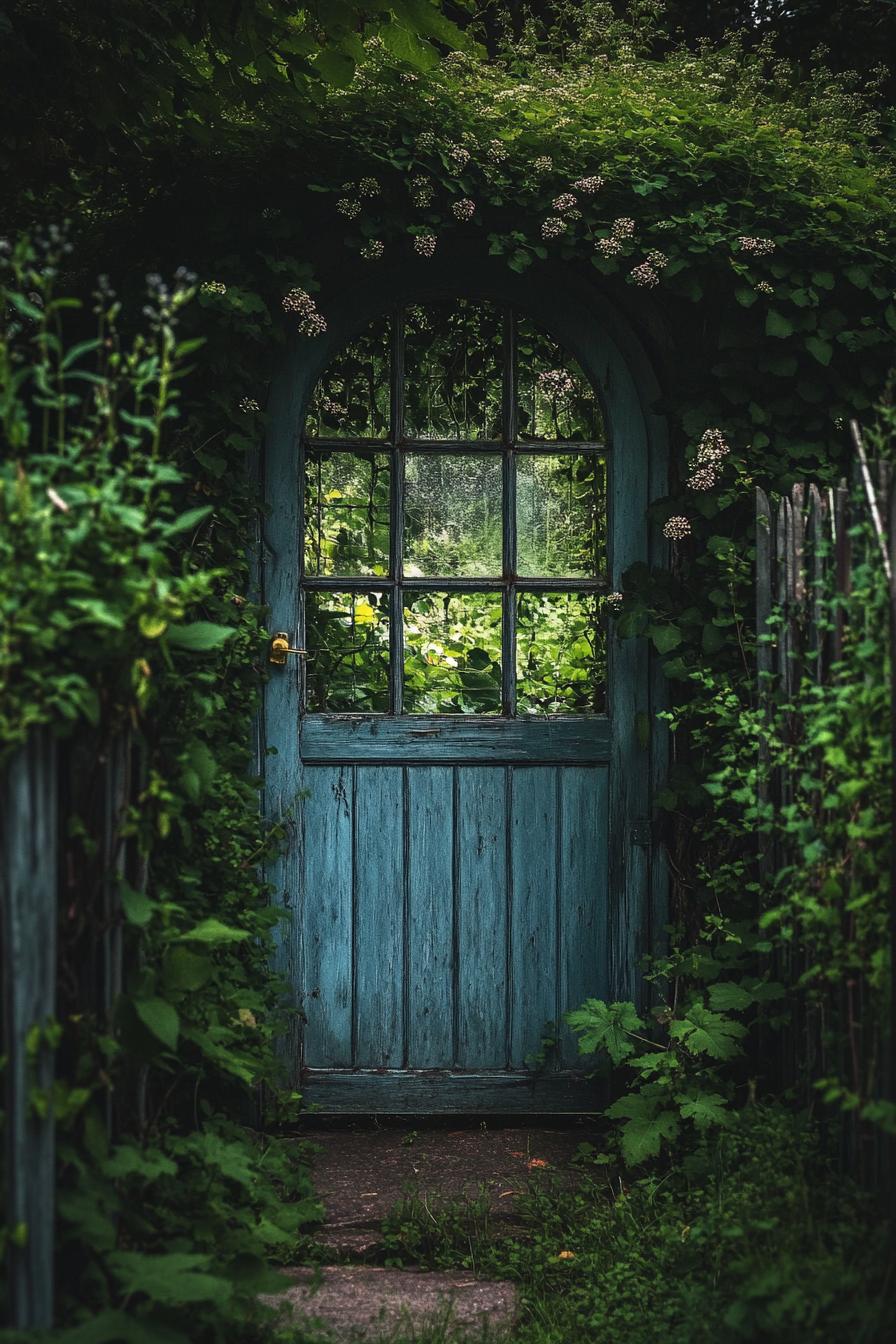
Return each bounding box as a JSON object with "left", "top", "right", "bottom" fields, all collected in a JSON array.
[{"left": 268, "top": 632, "right": 307, "bottom": 666}]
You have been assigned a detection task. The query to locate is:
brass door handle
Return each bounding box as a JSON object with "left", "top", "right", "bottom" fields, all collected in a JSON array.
[{"left": 269, "top": 632, "right": 307, "bottom": 666}]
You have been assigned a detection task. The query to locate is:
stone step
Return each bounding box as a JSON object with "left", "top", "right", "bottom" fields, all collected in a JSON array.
[{"left": 260, "top": 1265, "right": 519, "bottom": 1340}]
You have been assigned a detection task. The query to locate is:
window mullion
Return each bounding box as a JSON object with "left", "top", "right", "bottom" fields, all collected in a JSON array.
[{"left": 502, "top": 309, "right": 517, "bottom": 717}]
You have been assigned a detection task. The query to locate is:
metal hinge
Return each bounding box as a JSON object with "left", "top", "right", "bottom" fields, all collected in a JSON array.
[{"left": 630, "top": 818, "right": 652, "bottom": 848}]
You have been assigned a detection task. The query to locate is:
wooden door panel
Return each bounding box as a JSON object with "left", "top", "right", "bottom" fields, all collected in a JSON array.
[
  {"left": 456, "top": 766, "right": 508, "bottom": 1069},
  {"left": 407, "top": 765, "right": 455, "bottom": 1068}
]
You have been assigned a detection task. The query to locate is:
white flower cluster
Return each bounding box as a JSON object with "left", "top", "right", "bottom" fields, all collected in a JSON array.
[
  {"left": 533, "top": 155, "right": 553, "bottom": 174},
  {"left": 605, "top": 591, "right": 624, "bottom": 611},
  {"left": 646, "top": 249, "right": 669, "bottom": 270},
  {"left": 755, "top": 280, "right": 774, "bottom": 295},
  {"left": 416, "top": 131, "right": 436, "bottom": 152},
  {"left": 200, "top": 280, "right": 226, "bottom": 295},
  {"left": 400, "top": 72, "right": 419, "bottom": 84},
  {"left": 537, "top": 368, "right": 575, "bottom": 396},
  {"left": 612, "top": 217, "right": 635, "bottom": 239},
  {"left": 595, "top": 236, "right": 622, "bottom": 257},
  {"left": 447, "top": 144, "right": 470, "bottom": 170},
  {"left": 414, "top": 233, "right": 437, "bottom": 258},
  {"left": 662, "top": 515, "right": 692, "bottom": 540},
  {"left": 686, "top": 427, "right": 730, "bottom": 490},
  {"left": 361, "top": 240, "right": 385, "bottom": 260},
  {"left": 630, "top": 261, "right": 659, "bottom": 288},
  {"left": 281, "top": 287, "right": 327, "bottom": 336},
  {"left": 452, "top": 198, "right": 476, "bottom": 221},
  {"left": 542, "top": 216, "right": 567, "bottom": 240},
  {"left": 410, "top": 175, "right": 434, "bottom": 207},
  {"left": 238, "top": 396, "right": 261, "bottom": 413},
  {"left": 337, "top": 198, "right": 361, "bottom": 219},
  {"left": 358, "top": 177, "right": 380, "bottom": 198},
  {"left": 321, "top": 397, "right": 348, "bottom": 419},
  {"left": 486, "top": 139, "right": 508, "bottom": 164},
  {"left": 573, "top": 175, "right": 604, "bottom": 194},
  {"left": 737, "top": 235, "right": 775, "bottom": 256},
  {"left": 552, "top": 193, "right": 578, "bottom": 214}
]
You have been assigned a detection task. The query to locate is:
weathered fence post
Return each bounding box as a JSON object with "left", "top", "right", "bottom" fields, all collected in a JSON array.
[{"left": 1, "top": 730, "right": 57, "bottom": 1329}]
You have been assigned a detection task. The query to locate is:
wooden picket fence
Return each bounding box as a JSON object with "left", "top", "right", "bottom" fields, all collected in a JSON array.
[
  {"left": 754, "top": 423, "right": 896, "bottom": 1187},
  {"left": 1, "top": 729, "right": 137, "bottom": 1329}
]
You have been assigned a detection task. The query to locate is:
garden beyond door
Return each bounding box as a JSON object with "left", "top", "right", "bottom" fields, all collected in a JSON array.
[{"left": 265, "top": 291, "right": 655, "bottom": 1112}]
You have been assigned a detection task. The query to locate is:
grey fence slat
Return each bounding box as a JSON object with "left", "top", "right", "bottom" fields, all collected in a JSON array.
[{"left": 1, "top": 731, "right": 57, "bottom": 1330}]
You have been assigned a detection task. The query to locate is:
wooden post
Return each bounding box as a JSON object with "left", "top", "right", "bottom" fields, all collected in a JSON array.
[{"left": 1, "top": 731, "right": 57, "bottom": 1329}]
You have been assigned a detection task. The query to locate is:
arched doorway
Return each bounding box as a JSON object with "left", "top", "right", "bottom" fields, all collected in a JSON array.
[{"left": 263, "top": 258, "right": 667, "bottom": 1112}]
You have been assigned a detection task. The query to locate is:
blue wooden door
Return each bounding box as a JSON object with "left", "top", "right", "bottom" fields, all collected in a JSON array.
[{"left": 265, "top": 279, "right": 660, "bottom": 1112}]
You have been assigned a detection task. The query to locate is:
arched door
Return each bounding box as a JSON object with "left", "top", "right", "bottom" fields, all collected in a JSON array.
[{"left": 263, "top": 274, "right": 664, "bottom": 1113}]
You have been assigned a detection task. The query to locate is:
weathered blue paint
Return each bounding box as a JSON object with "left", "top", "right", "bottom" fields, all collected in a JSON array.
[{"left": 263, "top": 251, "right": 668, "bottom": 1112}]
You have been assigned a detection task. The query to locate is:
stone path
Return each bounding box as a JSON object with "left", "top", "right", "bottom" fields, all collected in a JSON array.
[{"left": 262, "top": 1123, "right": 594, "bottom": 1340}]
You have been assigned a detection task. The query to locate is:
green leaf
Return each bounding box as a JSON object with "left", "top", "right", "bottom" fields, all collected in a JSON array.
[
  {"left": 765, "top": 311, "right": 793, "bottom": 339},
  {"left": 133, "top": 997, "right": 179, "bottom": 1051},
  {"left": 176, "top": 918, "right": 250, "bottom": 944},
  {"left": 103, "top": 1144, "right": 178, "bottom": 1182},
  {"left": 163, "top": 506, "right": 213, "bottom": 537},
  {"left": 565, "top": 999, "right": 645, "bottom": 1063},
  {"left": 163, "top": 947, "right": 213, "bottom": 992},
  {"left": 651, "top": 624, "right": 682, "bottom": 654},
  {"left": 805, "top": 336, "right": 833, "bottom": 366},
  {"left": 108, "top": 1251, "right": 233, "bottom": 1305},
  {"left": 708, "top": 980, "right": 753, "bottom": 1011},
  {"left": 669, "top": 1004, "right": 747, "bottom": 1059},
  {"left": 59, "top": 1309, "right": 189, "bottom": 1344},
  {"left": 165, "top": 622, "right": 235, "bottom": 650},
  {"left": 606, "top": 1093, "right": 679, "bottom": 1165},
  {"left": 675, "top": 1088, "right": 729, "bottom": 1128},
  {"left": 120, "top": 883, "right": 154, "bottom": 928}
]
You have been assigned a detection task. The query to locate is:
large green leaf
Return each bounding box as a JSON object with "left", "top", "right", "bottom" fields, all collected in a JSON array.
[
  {"left": 675, "top": 1088, "right": 730, "bottom": 1128},
  {"left": 133, "top": 997, "right": 180, "bottom": 1051},
  {"left": 606, "top": 1093, "right": 679, "bottom": 1165},
  {"left": 669, "top": 1004, "right": 747, "bottom": 1059},
  {"left": 108, "top": 1251, "right": 233, "bottom": 1305},
  {"left": 176, "top": 917, "right": 250, "bottom": 944},
  {"left": 565, "top": 999, "right": 646, "bottom": 1063},
  {"left": 765, "top": 310, "right": 794, "bottom": 339},
  {"left": 165, "top": 622, "right": 235, "bottom": 650}
]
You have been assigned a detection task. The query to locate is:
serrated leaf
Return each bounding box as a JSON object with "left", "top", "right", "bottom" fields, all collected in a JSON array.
[
  {"left": 651, "top": 624, "right": 682, "bottom": 654},
  {"left": 133, "top": 997, "right": 179, "bottom": 1051},
  {"left": 108, "top": 1251, "right": 233, "bottom": 1305},
  {"left": 805, "top": 336, "right": 832, "bottom": 366},
  {"left": 669, "top": 1004, "right": 746, "bottom": 1059},
  {"left": 566, "top": 999, "right": 645, "bottom": 1063},
  {"left": 675, "top": 1089, "right": 729, "bottom": 1128},
  {"left": 103, "top": 1144, "right": 178, "bottom": 1182},
  {"left": 605, "top": 1094, "right": 679, "bottom": 1165},
  {"left": 707, "top": 981, "right": 753, "bottom": 1011}
]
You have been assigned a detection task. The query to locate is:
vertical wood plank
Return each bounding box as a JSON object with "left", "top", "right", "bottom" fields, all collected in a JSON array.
[
  {"left": 300, "top": 766, "right": 354, "bottom": 1068},
  {"left": 1, "top": 731, "right": 57, "bottom": 1330},
  {"left": 354, "top": 766, "right": 405, "bottom": 1068},
  {"left": 509, "top": 768, "right": 559, "bottom": 1066},
  {"left": 457, "top": 767, "right": 507, "bottom": 1068},
  {"left": 558, "top": 767, "right": 608, "bottom": 1065},
  {"left": 407, "top": 766, "right": 455, "bottom": 1067}
]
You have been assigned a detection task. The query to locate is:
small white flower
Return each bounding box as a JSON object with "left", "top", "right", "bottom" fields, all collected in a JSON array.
[
  {"left": 200, "top": 279, "right": 226, "bottom": 295},
  {"left": 358, "top": 177, "right": 380, "bottom": 198},
  {"left": 611, "top": 217, "right": 636, "bottom": 239},
  {"left": 595, "top": 236, "right": 622, "bottom": 257},
  {"left": 573, "top": 175, "right": 604, "bottom": 194},
  {"left": 755, "top": 280, "right": 774, "bottom": 295},
  {"left": 605, "top": 591, "right": 624, "bottom": 611},
  {"left": 447, "top": 144, "right": 470, "bottom": 170},
  {"left": 630, "top": 262, "right": 659, "bottom": 288},
  {"left": 452, "top": 198, "right": 476, "bottom": 221},
  {"left": 337, "top": 198, "right": 361, "bottom": 219},
  {"left": 687, "top": 465, "right": 717, "bottom": 491},
  {"left": 533, "top": 155, "right": 553, "bottom": 174},
  {"left": 552, "top": 193, "right": 578, "bottom": 214},
  {"left": 695, "top": 428, "right": 730, "bottom": 466},
  {"left": 413, "top": 233, "right": 437, "bottom": 258},
  {"left": 737, "top": 235, "right": 775, "bottom": 256},
  {"left": 416, "top": 131, "right": 436, "bottom": 152},
  {"left": 238, "top": 396, "right": 261, "bottom": 413},
  {"left": 537, "top": 369, "right": 575, "bottom": 396},
  {"left": 662, "top": 515, "right": 691, "bottom": 541},
  {"left": 281, "top": 287, "right": 327, "bottom": 336},
  {"left": 360, "top": 240, "right": 385, "bottom": 260},
  {"left": 542, "top": 216, "right": 567, "bottom": 240},
  {"left": 646, "top": 249, "right": 669, "bottom": 270}
]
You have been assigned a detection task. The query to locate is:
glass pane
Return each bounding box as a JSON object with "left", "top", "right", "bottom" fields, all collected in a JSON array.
[
  {"left": 516, "top": 455, "right": 606, "bottom": 579},
  {"left": 305, "top": 316, "right": 390, "bottom": 437},
  {"left": 305, "top": 592, "right": 390, "bottom": 712},
  {"left": 404, "top": 591, "right": 502, "bottom": 714},
  {"left": 404, "top": 302, "right": 503, "bottom": 440},
  {"left": 405, "top": 454, "right": 502, "bottom": 578},
  {"left": 516, "top": 593, "right": 605, "bottom": 715},
  {"left": 304, "top": 450, "right": 390, "bottom": 577},
  {"left": 516, "top": 318, "right": 602, "bottom": 442}
]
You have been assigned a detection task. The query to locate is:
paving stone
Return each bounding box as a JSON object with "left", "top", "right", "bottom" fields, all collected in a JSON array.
[{"left": 260, "top": 1265, "right": 519, "bottom": 1340}]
